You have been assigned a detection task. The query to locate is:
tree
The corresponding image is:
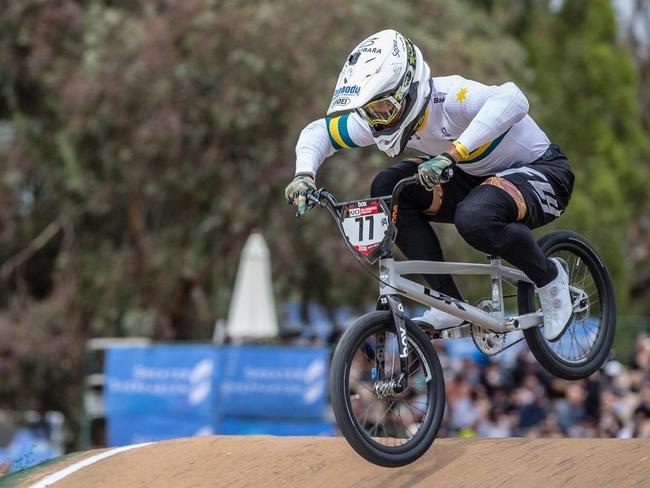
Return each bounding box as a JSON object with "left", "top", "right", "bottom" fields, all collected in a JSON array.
[{"left": 513, "top": 0, "right": 650, "bottom": 309}]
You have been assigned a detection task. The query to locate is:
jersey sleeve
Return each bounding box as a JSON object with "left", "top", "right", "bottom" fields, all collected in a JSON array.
[
  {"left": 443, "top": 77, "right": 529, "bottom": 158},
  {"left": 295, "top": 112, "right": 374, "bottom": 175}
]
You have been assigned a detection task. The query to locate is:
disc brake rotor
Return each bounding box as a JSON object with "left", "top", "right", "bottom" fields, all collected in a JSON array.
[{"left": 571, "top": 286, "right": 590, "bottom": 324}]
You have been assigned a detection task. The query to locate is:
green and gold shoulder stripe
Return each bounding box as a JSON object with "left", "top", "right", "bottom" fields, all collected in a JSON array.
[{"left": 325, "top": 114, "right": 359, "bottom": 150}]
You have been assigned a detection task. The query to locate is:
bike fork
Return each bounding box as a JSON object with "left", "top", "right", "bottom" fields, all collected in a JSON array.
[{"left": 377, "top": 294, "right": 409, "bottom": 393}]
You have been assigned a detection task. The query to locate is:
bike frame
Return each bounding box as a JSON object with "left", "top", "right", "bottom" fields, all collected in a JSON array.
[
  {"left": 305, "top": 175, "right": 548, "bottom": 392},
  {"left": 377, "top": 256, "right": 543, "bottom": 335}
]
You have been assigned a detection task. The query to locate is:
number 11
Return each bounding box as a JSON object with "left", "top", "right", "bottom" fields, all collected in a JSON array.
[{"left": 354, "top": 215, "right": 374, "bottom": 241}]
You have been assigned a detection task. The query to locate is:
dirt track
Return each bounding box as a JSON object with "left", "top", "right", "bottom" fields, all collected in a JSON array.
[{"left": 14, "top": 436, "right": 650, "bottom": 488}]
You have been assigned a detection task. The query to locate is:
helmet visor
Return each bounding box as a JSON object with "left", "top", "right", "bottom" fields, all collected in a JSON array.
[{"left": 360, "top": 95, "right": 405, "bottom": 130}]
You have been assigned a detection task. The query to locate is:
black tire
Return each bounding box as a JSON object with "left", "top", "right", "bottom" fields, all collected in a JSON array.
[
  {"left": 518, "top": 231, "right": 616, "bottom": 380},
  {"left": 330, "top": 311, "right": 445, "bottom": 467}
]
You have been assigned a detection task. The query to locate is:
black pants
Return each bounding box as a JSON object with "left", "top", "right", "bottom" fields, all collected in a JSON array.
[{"left": 370, "top": 144, "right": 574, "bottom": 299}]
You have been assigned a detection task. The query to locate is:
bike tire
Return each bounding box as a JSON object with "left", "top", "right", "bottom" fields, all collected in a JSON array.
[
  {"left": 330, "top": 311, "right": 445, "bottom": 467},
  {"left": 518, "top": 230, "right": 616, "bottom": 380}
]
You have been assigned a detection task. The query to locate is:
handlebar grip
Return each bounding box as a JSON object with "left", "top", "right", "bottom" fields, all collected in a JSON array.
[{"left": 440, "top": 165, "right": 454, "bottom": 183}]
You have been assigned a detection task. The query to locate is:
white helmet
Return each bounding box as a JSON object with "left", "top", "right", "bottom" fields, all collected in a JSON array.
[{"left": 327, "top": 29, "right": 432, "bottom": 157}]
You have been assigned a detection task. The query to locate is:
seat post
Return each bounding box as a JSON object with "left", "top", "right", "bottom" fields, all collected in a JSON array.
[{"left": 488, "top": 255, "right": 505, "bottom": 317}]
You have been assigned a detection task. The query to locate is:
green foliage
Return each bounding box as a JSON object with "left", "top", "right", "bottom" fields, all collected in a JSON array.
[{"left": 516, "top": 0, "right": 650, "bottom": 308}]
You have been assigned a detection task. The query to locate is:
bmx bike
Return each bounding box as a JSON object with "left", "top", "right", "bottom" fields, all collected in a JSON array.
[{"left": 301, "top": 174, "right": 616, "bottom": 467}]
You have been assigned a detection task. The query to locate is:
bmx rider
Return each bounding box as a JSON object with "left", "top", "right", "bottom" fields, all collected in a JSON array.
[{"left": 285, "top": 30, "right": 575, "bottom": 341}]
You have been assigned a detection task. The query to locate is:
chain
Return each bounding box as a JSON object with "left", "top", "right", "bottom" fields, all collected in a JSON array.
[{"left": 471, "top": 327, "right": 526, "bottom": 356}]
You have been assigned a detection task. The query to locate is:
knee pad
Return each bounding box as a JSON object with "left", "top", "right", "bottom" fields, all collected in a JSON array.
[{"left": 481, "top": 176, "right": 527, "bottom": 221}]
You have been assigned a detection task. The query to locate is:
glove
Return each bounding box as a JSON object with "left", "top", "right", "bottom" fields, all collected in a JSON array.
[
  {"left": 418, "top": 153, "right": 455, "bottom": 191},
  {"left": 284, "top": 173, "right": 316, "bottom": 216}
]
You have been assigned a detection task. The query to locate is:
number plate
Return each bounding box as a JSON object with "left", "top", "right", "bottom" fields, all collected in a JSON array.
[{"left": 340, "top": 199, "right": 395, "bottom": 264}]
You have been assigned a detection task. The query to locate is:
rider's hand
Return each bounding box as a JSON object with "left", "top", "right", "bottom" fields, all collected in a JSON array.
[
  {"left": 285, "top": 173, "right": 316, "bottom": 216},
  {"left": 418, "top": 153, "right": 455, "bottom": 191}
]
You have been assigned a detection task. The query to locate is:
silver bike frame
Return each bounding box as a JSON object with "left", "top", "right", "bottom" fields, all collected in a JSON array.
[{"left": 378, "top": 256, "right": 545, "bottom": 335}]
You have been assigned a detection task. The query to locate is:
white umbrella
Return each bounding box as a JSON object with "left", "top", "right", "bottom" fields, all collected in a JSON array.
[{"left": 226, "top": 232, "right": 279, "bottom": 340}]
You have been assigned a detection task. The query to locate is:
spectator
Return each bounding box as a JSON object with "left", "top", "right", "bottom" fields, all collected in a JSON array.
[
  {"left": 555, "top": 383, "right": 587, "bottom": 434},
  {"left": 476, "top": 408, "right": 512, "bottom": 437}
]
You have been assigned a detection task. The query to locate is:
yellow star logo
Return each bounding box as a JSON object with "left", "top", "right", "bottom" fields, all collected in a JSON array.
[{"left": 456, "top": 87, "right": 468, "bottom": 102}]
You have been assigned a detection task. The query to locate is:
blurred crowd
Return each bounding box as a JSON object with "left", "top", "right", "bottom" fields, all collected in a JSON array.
[{"left": 437, "top": 334, "right": 650, "bottom": 439}]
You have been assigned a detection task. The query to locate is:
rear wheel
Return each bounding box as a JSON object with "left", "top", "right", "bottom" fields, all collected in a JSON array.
[
  {"left": 330, "top": 311, "right": 445, "bottom": 467},
  {"left": 518, "top": 231, "right": 616, "bottom": 380}
]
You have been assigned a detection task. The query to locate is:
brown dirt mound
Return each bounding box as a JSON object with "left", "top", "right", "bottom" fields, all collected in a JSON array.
[{"left": 17, "top": 436, "right": 650, "bottom": 488}]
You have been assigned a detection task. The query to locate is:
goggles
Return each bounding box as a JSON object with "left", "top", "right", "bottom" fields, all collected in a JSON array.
[
  {"left": 359, "top": 95, "right": 405, "bottom": 130},
  {"left": 358, "top": 38, "right": 416, "bottom": 131}
]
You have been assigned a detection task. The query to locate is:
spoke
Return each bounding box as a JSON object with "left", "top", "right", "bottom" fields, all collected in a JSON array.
[
  {"left": 568, "top": 255, "right": 579, "bottom": 282},
  {"left": 371, "top": 399, "right": 397, "bottom": 437},
  {"left": 356, "top": 381, "right": 375, "bottom": 394},
  {"left": 395, "top": 404, "right": 408, "bottom": 439},
  {"left": 408, "top": 360, "right": 423, "bottom": 379},
  {"left": 360, "top": 396, "right": 375, "bottom": 426},
  {"left": 569, "top": 326, "right": 578, "bottom": 359},
  {"left": 404, "top": 400, "right": 427, "bottom": 415},
  {"left": 574, "top": 325, "right": 588, "bottom": 357},
  {"left": 577, "top": 263, "right": 591, "bottom": 291}
]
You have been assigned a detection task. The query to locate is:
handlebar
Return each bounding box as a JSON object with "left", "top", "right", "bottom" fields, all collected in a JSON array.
[
  {"left": 303, "top": 164, "right": 454, "bottom": 221},
  {"left": 304, "top": 174, "right": 419, "bottom": 220}
]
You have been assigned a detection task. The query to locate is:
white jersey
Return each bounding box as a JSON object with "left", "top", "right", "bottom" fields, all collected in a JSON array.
[{"left": 295, "top": 75, "right": 551, "bottom": 177}]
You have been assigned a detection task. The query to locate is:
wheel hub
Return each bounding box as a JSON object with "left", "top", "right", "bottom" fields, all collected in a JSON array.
[{"left": 373, "top": 379, "right": 402, "bottom": 399}]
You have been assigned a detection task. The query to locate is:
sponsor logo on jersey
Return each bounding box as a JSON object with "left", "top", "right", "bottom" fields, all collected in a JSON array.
[
  {"left": 433, "top": 96, "right": 446, "bottom": 103},
  {"left": 333, "top": 85, "right": 361, "bottom": 98},
  {"left": 332, "top": 97, "right": 350, "bottom": 106}
]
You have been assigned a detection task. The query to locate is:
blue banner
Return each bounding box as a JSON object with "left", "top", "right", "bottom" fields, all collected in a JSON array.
[
  {"left": 219, "top": 346, "right": 329, "bottom": 419},
  {"left": 105, "top": 345, "right": 220, "bottom": 417},
  {"left": 220, "top": 418, "right": 334, "bottom": 436},
  {"left": 108, "top": 414, "right": 218, "bottom": 446}
]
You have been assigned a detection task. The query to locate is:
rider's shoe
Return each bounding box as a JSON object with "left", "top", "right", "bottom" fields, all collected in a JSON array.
[
  {"left": 536, "top": 258, "right": 572, "bottom": 342},
  {"left": 413, "top": 307, "right": 464, "bottom": 330}
]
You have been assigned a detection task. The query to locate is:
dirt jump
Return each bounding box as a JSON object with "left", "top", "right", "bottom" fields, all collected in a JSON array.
[{"left": 6, "top": 436, "right": 650, "bottom": 488}]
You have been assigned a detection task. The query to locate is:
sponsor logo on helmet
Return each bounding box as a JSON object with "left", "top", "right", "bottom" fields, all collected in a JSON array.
[
  {"left": 333, "top": 85, "right": 361, "bottom": 98},
  {"left": 360, "top": 47, "right": 382, "bottom": 54},
  {"left": 332, "top": 97, "right": 350, "bottom": 106},
  {"left": 358, "top": 37, "right": 378, "bottom": 48},
  {"left": 392, "top": 38, "right": 400, "bottom": 56}
]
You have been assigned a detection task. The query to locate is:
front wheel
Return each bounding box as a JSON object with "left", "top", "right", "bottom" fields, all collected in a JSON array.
[
  {"left": 518, "top": 231, "right": 616, "bottom": 380},
  {"left": 330, "top": 311, "right": 445, "bottom": 467}
]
